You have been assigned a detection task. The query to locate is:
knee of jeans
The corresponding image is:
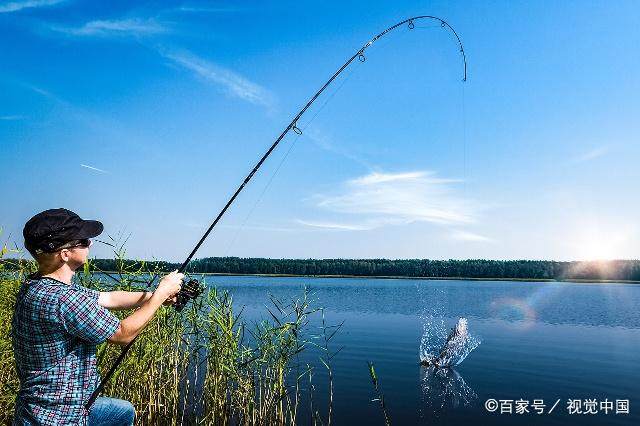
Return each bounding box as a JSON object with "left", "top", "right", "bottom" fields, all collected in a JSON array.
[
  {"left": 122, "top": 400, "right": 135, "bottom": 422},
  {"left": 110, "top": 399, "right": 135, "bottom": 424}
]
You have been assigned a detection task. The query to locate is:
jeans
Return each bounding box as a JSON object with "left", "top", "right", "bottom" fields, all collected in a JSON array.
[{"left": 87, "top": 397, "right": 135, "bottom": 426}]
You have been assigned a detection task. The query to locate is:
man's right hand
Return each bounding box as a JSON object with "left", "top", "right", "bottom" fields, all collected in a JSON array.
[
  {"left": 156, "top": 271, "right": 183, "bottom": 299},
  {"left": 109, "top": 270, "right": 184, "bottom": 346}
]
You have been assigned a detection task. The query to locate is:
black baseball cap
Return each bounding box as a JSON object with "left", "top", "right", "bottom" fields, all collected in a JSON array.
[{"left": 23, "top": 208, "right": 103, "bottom": 254}]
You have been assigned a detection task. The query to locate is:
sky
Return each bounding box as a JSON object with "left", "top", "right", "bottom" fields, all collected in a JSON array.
[{"left": 1, "top": 0, "right": 639, "bottom": 262}]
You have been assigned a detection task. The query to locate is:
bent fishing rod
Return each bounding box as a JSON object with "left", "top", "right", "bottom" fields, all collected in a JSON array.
[{"left": 86, "top": 15, "right": 466, "bottom": 409}]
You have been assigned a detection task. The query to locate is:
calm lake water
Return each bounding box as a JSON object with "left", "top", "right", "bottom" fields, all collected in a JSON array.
[{"left": 205, "top": 276, "right": 639, "bottom": 425}]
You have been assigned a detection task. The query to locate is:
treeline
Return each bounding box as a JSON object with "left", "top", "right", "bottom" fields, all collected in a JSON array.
[
  {"left": 82, "top": 258, "right": 640, "bottom": 281},
  {"left": 4, "top": 257, "right": 638, "bottom": 281}
]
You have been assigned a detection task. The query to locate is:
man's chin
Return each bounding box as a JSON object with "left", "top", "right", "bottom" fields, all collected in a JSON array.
[{"left": 70, "top": 260, "right": 88, "bottom": 272}]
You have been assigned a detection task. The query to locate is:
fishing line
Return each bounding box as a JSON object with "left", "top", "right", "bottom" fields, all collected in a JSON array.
[
  {"left": 221, "top": 62, "right": 361, "bottom": 257},
  {"left": 404, "top": 22, "right": 469, "bottom": 193},
  {"left": 462, "top": 82, "right": 468, "bottom": 197},
  {"left": 223, "top": 21, "right": 462, "bottom": 255},
  {"left": 87, "top": 15, "right": 467, "bottom": 409}
]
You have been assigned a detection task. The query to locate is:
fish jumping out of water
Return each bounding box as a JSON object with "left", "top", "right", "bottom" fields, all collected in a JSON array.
[{"left": 420, "top": 317, "right": 469, "bottom": 368}]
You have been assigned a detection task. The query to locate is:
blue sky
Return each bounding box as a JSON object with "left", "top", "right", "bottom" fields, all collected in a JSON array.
[{"left": 1, "top": 0, "right": 638, "bottom": 261}]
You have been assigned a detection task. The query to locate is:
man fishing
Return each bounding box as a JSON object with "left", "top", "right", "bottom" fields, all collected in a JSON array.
[{"left": 12, "top": 208, "right": 184, "bottom": 425}]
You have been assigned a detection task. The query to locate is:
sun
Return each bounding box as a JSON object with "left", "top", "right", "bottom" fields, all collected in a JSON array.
[
  {"left": 567, "top": 220, "right": 632, "bottom": 261},
  {"left": 577, "top": 238, "right": 617, "bottom": 261}
]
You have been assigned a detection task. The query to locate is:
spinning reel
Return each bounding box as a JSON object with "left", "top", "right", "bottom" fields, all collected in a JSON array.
[{"left": 174, "top": 278, "right": 205, "bottom": 312}]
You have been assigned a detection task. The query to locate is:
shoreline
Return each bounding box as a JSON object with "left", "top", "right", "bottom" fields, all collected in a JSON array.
[{"left": 97, "top": 271, "right": 640, "bottom": 284}]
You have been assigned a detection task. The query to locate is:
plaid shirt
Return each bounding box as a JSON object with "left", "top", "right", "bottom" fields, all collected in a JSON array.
[{"left": 11, "top": 276, "right": 120, "bottom": 425}]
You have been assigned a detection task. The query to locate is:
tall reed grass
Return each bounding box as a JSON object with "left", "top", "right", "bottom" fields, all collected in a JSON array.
[
  {"left": 0, "top": 236, "right": 337, "bottom": 425},
  {"left": 0, "top": 240, "right": 25, "bottom": 425}
]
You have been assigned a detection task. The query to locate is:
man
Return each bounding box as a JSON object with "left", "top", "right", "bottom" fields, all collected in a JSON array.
[{"left": 12, "top": 208, "right": 183, "bottom": 425}]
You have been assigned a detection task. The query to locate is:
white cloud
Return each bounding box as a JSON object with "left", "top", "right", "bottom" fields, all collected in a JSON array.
[
  {"left": 177, "top": 6, "right": 243, "bottom": 13},
  {"left": 350, "top": 171, "right": 460, "bottom": 186},
  {"left": 295, "top": 220, "right": 374, "bottom": 231},
  {"left": 0, "top": 0, "right": 65, "bottom": 13},
  {"left": 24, "top": 84, "right": 53, "bottom": 98},
  {"left": 573, "top": 146, "right": 609, "bottom": 163},
  {"left": 159, "top": 49, "right": 275, "bottom": 108},
  {"left": 0, "top": 115, "right": 24, "bottom": 120},
  {"left": 450, "top": 230, "right": 493, "bottom": 243},
  {"left": 53, "top": 18, "right": 167, "bottom": 37},
  {"left": 220, "top": 224, "right": 298, "bottom": 233},
  {"left": 183, "top": 222, "right": 298, "bottom": 233},
  {"left": 301, "top": 170, "right": 478, "bottom": 231},
  {"left": 80, "top": 163, "right": 108, "bottom": 174},
  {"left": 303, "top": 127, "right": 373, "bottom": 169}
]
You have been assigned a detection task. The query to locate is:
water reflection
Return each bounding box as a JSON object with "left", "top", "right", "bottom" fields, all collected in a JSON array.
[{"left": 419, "top": 366, "right": 477, "bottom": 418}]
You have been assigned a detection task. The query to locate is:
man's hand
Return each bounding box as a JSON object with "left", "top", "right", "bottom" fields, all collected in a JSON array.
[
  {"left": 156, "top": 271, "right": 183, "bottom": 300},
  {"left": 108, "top": 271, "right": 184, "bottom": 346}
]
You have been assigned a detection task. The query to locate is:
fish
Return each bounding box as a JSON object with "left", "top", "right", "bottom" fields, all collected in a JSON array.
[{"left": 420, "top": 317, "right": 469, "bottom": 368}]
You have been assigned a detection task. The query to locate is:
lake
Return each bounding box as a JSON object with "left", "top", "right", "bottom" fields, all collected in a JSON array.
[{"left": 205, "top": 276, "right": 640, "bottom": 425}]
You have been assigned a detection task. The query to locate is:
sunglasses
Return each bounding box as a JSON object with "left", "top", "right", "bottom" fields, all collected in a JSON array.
[{"left": 58, "top": 239, "right": 92, "bottom": 250}]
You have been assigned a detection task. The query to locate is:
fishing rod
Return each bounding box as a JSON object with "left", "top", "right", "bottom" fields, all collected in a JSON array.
[{"left": 86, "top": 15, "right": 467, "bottom": 409}]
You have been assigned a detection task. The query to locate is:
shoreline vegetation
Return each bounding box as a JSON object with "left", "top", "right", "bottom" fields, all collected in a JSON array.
[
  {"left": 89, "top": 257, "right": 640, "bottom": 283},
  {"left": 89, "top": 271, "right": 640, "bottom": 284},
  {"left": 5, "top": 257, "right": 636, "bottom": 283},
  {"left": 1, "top": 244, "right": 340, "bottom": 425}
]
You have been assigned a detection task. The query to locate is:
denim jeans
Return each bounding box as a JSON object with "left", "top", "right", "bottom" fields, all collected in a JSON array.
[{"left": 87, "top": 397, "right": 135, "bottom": 426}]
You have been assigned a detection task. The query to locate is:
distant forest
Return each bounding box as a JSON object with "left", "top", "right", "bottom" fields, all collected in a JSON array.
[
  {"left": 4, "top": 257, "right": 639, "bottom": 281},
  {"left": 81, "top": 257, "right": 640, "bottom": 281}
]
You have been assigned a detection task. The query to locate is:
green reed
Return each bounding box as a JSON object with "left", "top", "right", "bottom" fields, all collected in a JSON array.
[
  {"left": 367, "top": 361, "right": 391, "bottom": 426},
  {"left": 0, "top": 239, "right": 27, "bottom": 425},
  {"left": 0, "top": 235, "right": 335, "bottom": 425}
]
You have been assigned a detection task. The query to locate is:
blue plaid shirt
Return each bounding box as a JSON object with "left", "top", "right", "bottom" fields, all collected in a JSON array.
[{"left": 11, "top": 276, "right": 120, "bottom": 425}]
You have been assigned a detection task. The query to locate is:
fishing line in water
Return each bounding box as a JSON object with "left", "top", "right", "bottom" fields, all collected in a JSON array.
[{"left": 220, "top": 62, "right": 362, "bottom": 257}]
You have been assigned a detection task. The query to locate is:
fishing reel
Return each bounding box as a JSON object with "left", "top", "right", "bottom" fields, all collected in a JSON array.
[{"left": 174, "top": 278, "right": 204, "bottom": 312}]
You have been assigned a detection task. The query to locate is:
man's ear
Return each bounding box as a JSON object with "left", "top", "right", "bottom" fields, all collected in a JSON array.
[{"left": 59, "top": 249, "right": 71, "bottom": 263}]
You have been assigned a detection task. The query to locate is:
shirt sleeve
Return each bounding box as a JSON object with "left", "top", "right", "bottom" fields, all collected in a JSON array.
[{"left": 58, "top": 286, "right": 120, "bottom": 344}]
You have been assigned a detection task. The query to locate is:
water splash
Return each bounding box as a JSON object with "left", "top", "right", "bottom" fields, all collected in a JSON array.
[
  {"left": 419, "top": 316, "right": 481, "bottom": 367},
  {"left": 419, "top": 366, "right": 478, "bottom": 417},
  {"left": 418, "top": 315, "right": 481, "bottom": 419}
]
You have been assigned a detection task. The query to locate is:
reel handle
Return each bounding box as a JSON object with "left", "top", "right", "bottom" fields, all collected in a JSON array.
[{"left": 174, "top": 278, "right": 204, "bottom": 312}]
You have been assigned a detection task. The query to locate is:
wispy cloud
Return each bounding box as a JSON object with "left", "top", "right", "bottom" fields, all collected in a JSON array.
[
  {"left": 80, "top": 163, "right": 108, "bottom": 174},
  {"left": 0, "top": 115, "right": 24, "bottom": 120},
  {"left": 450, "top": 230, "right": 493, "bottom": 243},
  {"left": 24, "top": 83, "right": 53, "bottom": 98},
  {"left": 350, "top": 171, "right": 460, "bottom": 186},
  {"left": 0, "top": 0, "right": 65, "bottom": 13},
  {"left": 300, "top": 170, "right": 478, "bottom": 231},
  {"left": 572, "top": 146, "right": 609, "bottom": 163},
  {"left": 220, "top": 224, "right": 298, "bottom": 233},
  {"left": 295, "top": 220, "right": 374, "bottom": 231},
  {"left": 159, "top": 49, "right": 275, "bottom": 108},
  {"left": 52, "top": 18, "right": 167, "bottom": 37},
  {"left": 20, "top": 82, "right": 126, "bottom": 141},
  {"left": 177, "top": 6, "right": 244, "bottom": 13},
  {"left": 304, "top": 127, "right": 373, "bottom": 169},
  {"left": 182, "top": 221, "right": 298, "bottom": 233}
]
